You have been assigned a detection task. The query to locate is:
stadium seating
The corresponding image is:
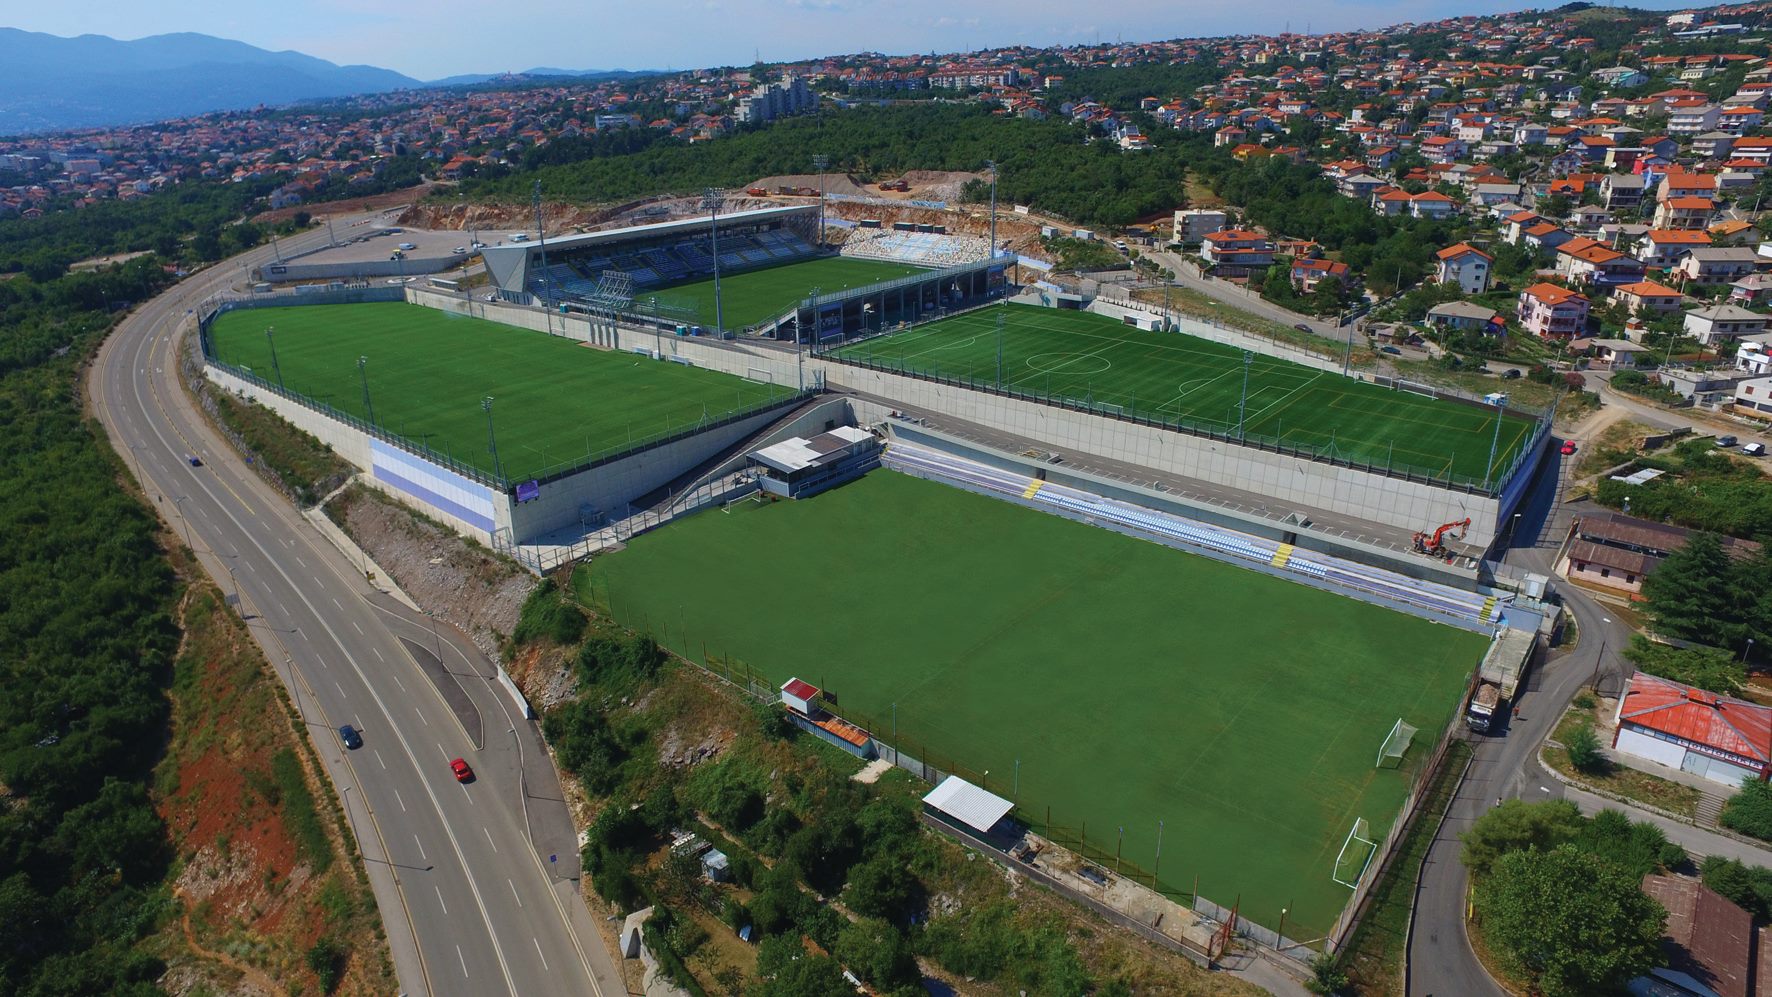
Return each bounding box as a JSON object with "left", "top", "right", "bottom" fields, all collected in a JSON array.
[
  {"left": 539, "top": 227, "right": 822, "bottom": 301},
  {"left": 841, "top": 229, "right": 991, "bottom": 268}
]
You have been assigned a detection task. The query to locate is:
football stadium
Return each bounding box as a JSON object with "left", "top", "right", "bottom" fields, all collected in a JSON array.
[
  {"left": 827, "top": 303, "right": 1540, "bottom": 488},
  {"left": 579, "top": 469, "right": 1491, "bottom": 942},
  {"left": 478, "top": 204, "right": 1015, "bottom": 340}
]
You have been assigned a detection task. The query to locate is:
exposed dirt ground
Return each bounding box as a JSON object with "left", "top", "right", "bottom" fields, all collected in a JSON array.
[
  {"left": 325, "top": 483, "right": 534, "bottom": 659},
  {"left": 258, "top": 182, "right": 439, "bottom": 225}
]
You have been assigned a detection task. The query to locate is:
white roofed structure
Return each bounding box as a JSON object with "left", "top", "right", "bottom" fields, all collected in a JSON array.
[{"left": 922, "top": 776, "right": 1015, "bottom": 835}]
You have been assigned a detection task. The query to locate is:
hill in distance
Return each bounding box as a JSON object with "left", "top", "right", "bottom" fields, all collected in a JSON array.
[{"left": 0, "top": 28, "right": 422, "bottom": 135}]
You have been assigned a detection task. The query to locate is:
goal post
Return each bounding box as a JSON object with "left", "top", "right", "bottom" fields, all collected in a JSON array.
[
  {"left": 1376, "top": 717, "right": 1419, "bottom": 769},
  {"left": 1332, "top": 817, "right": 1377, "bottom": 888},
  {"left": 744, "top": 367, "right": 774, "bottom": 386}
]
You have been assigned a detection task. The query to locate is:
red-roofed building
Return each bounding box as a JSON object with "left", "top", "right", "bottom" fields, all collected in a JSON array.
[
  {"left": 1290, "top": 257, "right": 1350, "bottom": 292},
  {"left": 1614, "top": 672, "right": 1772, "bottom": 786},
  {"left": 780, "top": 678, "right": 820, "bottom": 714},
  {"left": 1518, "top": 282, "right": 1590, "bottom": 340},
  {"left": 1435, "top": 243, "right": 1493, "bottom": 294}
]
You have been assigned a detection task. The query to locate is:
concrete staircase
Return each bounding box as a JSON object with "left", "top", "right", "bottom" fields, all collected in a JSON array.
[{"left": 1697, "top": 789, "right": 1728, "bottom": 829}]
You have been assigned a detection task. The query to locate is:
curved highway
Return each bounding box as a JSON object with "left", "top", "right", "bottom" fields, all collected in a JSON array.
[{"left": 90, "top": 222, "right": 623, "bottom": 996}]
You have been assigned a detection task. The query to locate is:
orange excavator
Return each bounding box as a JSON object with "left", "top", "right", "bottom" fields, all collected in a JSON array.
[{"left": 1412, "top": 518, "right": 1471, "bottom": 558}]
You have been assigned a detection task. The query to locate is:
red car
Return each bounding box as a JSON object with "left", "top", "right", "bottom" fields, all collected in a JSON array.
[
  {"left": 1560, "top": 440, "right": 1578, "bottom": 455},
  {"left": 450, "top": 758, "right": 474, "bottom": 783}
]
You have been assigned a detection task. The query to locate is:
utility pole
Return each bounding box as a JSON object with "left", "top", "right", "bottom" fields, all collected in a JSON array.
[
  {"left": 813, "top": 154, "right": 829, "bottom": 245},
  {"left": 532, "top": 180, "right": 554, "bottom": 337},
  {"left": 703, "top": 188, "right": 727, "bottom": 334},
  {"left": 483, "top": 396, "right": 503, "bottom": 483},
  {"left": 995, "top": 307, "right": 1006, "bottom": 388}
]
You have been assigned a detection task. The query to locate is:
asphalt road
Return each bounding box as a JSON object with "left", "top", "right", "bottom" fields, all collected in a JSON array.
[
  {"left": 1405, "top": 436, "right": 1642, "bottom": 997},
  {"left": 89, "top": 224, "right": 624, "bottom": 997}
]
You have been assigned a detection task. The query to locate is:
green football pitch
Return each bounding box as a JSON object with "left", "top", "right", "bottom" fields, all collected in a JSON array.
[
  {"left": 641, "top": 256, "right": 928, "bottom": 329},
  {"left": 207, "top": 302, "right": 795, "bottom": 482},
  {"left": 830, "top": 304, "right": 1538, "bottom": 486},
  {"left": 578, "top": 470, "right": 1488, "bottom": 940}
]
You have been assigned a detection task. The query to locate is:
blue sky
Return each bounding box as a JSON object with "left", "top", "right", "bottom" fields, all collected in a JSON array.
[{"left": 4, "top": 0, "right": 1703, "bottom": 80}]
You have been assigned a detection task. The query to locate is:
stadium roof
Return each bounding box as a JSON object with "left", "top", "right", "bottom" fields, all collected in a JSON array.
[
  {"left": 749, "top": 427, "right": 873, "bottom": 474},
  {"left": 922, "top": 776, "right": 1014, "bottom": 834}
]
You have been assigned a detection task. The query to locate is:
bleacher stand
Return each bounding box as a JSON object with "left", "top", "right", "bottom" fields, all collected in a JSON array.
[
  {"left": 841, "top": 229, "right": 991, "bottom": 268},
  {"left": 527, "top": 227, "right": 823, "bottom": 304}
]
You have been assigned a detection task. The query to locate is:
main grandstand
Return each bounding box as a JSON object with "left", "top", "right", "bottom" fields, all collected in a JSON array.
[{"left": 480, "top": 204, "right": 1015, "bottom": 340}]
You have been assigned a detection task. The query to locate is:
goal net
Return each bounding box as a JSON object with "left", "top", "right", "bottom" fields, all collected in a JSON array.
[
  {"left": 1332, "top": 817, "right": 1377, "bottom": 888},
  {"left": 744, "top": 367, "right": 774, "bottom": 386},
  {"left": 1376, "top": 718, "right": 1419, "bottom": 769}
]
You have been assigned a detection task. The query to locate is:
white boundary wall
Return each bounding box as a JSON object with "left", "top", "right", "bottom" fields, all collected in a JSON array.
[{"left": 402, "top": 286, "right": 1523, "bottom": 547}]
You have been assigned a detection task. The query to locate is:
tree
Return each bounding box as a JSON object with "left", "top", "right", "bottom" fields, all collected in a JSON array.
[
  {"left": 1622, "top": 636, "right": 1746, "bottom": 696},
  {"left": 1700, "top": 855, "right": 1772, "bottom": 920},
  {"left": 1475, "top": 846, "right": 1666, "bottom": 997},
  {"left": 753, "top": 934, "right": 850, "bottom": 997},
  {"left": 844, "top": 853, "right": 923, "bottom": 920},
  {"left": 1642, "top": 532, "right": 1737, "bottom": 644},
  {"left": 835, "top": 918, "right": 918, "bottom": 990},
  {"left": 1565, "top": 724, "right": 1606, "bottom": 773},
  {"left": 1460, "top": 799, "right": 1584, "bottom": 877},
  {"left": 1721, "top": 778, "right": 1772, "bottom": 842},
  {"left": 1571, "top": 808, "right": 1686, "bottom": 878}
]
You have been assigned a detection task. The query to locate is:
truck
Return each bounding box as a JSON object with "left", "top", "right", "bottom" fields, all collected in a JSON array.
[{"left": 1466, "top": 680, "right": 1504, "bottom": 733}]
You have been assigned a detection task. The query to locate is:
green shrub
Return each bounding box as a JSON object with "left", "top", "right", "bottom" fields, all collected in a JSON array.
[
  {"left": 511, "top": 578, "right": 586, "bottom": 648},
  {"left": 305, "top": 937, "right": 345, "bottom": 994},
  {"left": 1565, "top": 724, "right": 1606, "bottom": 774},
  {"left": 1722, "top": 779, "right": 1772, "bottom": 841},
  {"left": 1700, "top": 855, "right": 1772, "bottom": 920}
]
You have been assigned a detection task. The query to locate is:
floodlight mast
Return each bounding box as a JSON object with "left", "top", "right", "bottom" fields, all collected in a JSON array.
[
  {"left": 813, "top": 154, "right": 829, "bottom": 245},
  {"left": 533, "top": 180, "right": 554, "bottom": 337},
  {"left": 702, "top": 188, "right": 727, "bottom": 335}
]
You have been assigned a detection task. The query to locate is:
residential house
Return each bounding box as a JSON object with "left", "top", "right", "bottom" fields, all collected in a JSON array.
[
  {"left": 1690, "top": 131, "right": 1738, "bottom": 160},
  {"left": 1636, "top": 229, "right": 1713, "bottom": 268},
  {"left": 1685, "top": 303, "right": 1768, "bottom": 343},
  {"left": 1409, "top": 191, "right": 1457, "bottom": 219},
  {"left": 1419, "top": 135, "right": 1465, "bottom": 163},
  {"left": 1200, "top": 229, "right": 1274, "bottom": 275},
  {"left": 1563, "top": 510, "right": 1758, "bottom": 598},
  {"left": 1612, "top": 280, "right": 1685, "bottom": 317},
  {"left": 1659, "top": 366, "right": 1756, "bottom": 407},
  {"left": 1672, "top": 247, "right": 1760, "bottom": 286},
  {"left": 1426, "top": 300, "right": 1502, "bottom": 332},
  {"left": 1587, "top": 338, "right": 1647, "bottom": 368},
  {"left": 1737, "top": 373, "right": 1772, "bottom": 416},
  {"left": 1738, "top": 340, "right": 1772, "bottom": 375},
  {"left": 1558, "top": 238, "right": 1644, "bottom": 285},
  {"left": 1635, "top": 874, "right": 1757, "bottom": 997},
  {"left": 1435, "top": 243, "right": 1493, "bottom": 294},
  {"left": 1570, "top": 204, "right": 1611, "bottom": 232},
  {"left": 1172, "top": 209, "right": 1228, "bottom": 244},
  {"left": 1730, "top": 273, "right": 1772, "bottom": 305},
  {"left": 1291, "top": 257, "right": 1351, "bottom": 292},
  {"left": 1668, "top": 102, "right": 1723, "bottom": 135},
  {"left": 1518, "top": 282, "right": 1591, "bottom": 340},
  {"left": 1652, "top": 195, "right": 1716, "bottom": 231}
]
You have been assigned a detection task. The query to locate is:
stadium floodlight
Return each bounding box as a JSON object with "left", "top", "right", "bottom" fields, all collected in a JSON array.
[
  {"left": 985, "top": 159, "right": 999, "bottom": 258},
  {"left": 483, "top": 396, "right": 503, "bottom": 483},
  {"left": 533, "top": 179, "right": 554, "bottom": 337},
  {"left": 357, "top": 355, "right": 375, "bottom": 426},
  {"left": 702, "top": 188, "right": 727, "bottom": 334},
  {"left": 1483, "top": 392, "right": 1507, "bottom": 491},
  {"left": 1236, "top": 351, "right": 1253, "bottom": 441},
  {"left": 812, "top": 154, "right": 829, "bottom": 245},
  {"left": 265, "top": 326, "right": 283, "bottom": 389}
]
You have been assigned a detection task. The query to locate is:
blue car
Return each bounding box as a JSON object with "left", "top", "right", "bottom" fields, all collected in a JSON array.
[{"left": 339, "top": 724, "right": 363, "bottom": 750}]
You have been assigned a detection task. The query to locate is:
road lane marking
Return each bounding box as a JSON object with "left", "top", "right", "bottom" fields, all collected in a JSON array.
[
  {"left": 373, "top": 647, "right": 384, "bottom": 662},
  {"left": 395, "top": 790, "right": 407, "bottom": 813},
  {"left": 533, "top": 938, "right": 549, "bottom": 972},
  {"left": 436, "top": 885, "right": 449, "bottom": 916},
  {"left": 457, "top": 945, "right": 469, "bottom": 978},
  {"left": 331, "top": 596, "right": 342, "bottom": 611},
  {"left": 484, "top": 827, "right": 499, "bottom": 854},
  {"left": 414, "top": 834, "right": 428, "bottom": 862},
  {"left": 415, "top": 707, "right": 428, "bottom": 727},
  {"left": 374, "top": 749, "right": 387, "bottom": 770},
  {"left": 508, "top": 879, "right": 523, "bottom": 908},
  {"left": 438, "top": 742, "right": 450, "bottom": 761},
  {"left": 334, "top": 681, "right": 346, "bottom": 699},
  {"left": 352, "top": 621, "right": 364, "bottom": 635},
  {"left": 393, "top": 674, "right": 406, "bottom": 692},
  {"left": 296, "top": 556, "right": 307, "bottom": 568},
  {"left": 461, "top": 784, "right": 475, "bottom": 806}
]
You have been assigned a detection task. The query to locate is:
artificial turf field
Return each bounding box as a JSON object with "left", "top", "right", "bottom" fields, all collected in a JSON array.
[
  {"left": 578, "top": 470, "right": 1488, "bottom": 939},
  {"left": 643, "top": 256, "right": 928, "bottom": 329},
  {"left": 207, "top": 302, "right": 793, "bottom": 482},
  {"left": 830, "top": 304, "right": 1537, "bottom": 485}
]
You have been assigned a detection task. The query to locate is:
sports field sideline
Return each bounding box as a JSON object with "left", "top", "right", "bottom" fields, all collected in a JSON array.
[
  {"left": 829, "top": 304, "right": 1538, "bottom": 485},
  {"left": 207, "top": 302, "right": 795, "bottom": 482},
  {"left": 643, "top": 255, "right": 927, "bottom": 329},
  {"left": 578, "top": 469, "right": 1487, "bottom": 940}
]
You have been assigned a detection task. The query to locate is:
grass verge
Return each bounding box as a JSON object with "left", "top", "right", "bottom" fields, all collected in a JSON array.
[
  {"left": 1542, "top": 700, "right": 1701, "bottom": 819},
  {"left": 209, "top": 389, "right": 354, "bottom": 505}
]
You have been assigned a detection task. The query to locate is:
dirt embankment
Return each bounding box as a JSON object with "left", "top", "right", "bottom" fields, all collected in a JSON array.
[
  {"left": 325, "top": 484, "right": 533, "bottom": 658},
  {"left": 257, "top": 182, "right": 437, "bottom": 225}
]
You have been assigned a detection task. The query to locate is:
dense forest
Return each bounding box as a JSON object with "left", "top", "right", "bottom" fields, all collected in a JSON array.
[
  {"left": 460, "top": 103, "right": 1191, "bottom": 227},
  {"left": 0, "top": 253, "right": 186, "bottom": 994}
]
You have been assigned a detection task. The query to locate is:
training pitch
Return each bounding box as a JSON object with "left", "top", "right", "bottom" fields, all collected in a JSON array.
[
  {"left": 829, "top": 304, "right": 1538, "bottom": 485},
  {"left": 642, "top": 256, "right": 928, "bottom": 329},
  {"left": 207, "top": 302, "right": 795, "bottom": 482},
  {"left": 579, "top": 470, "right": 1487, "bottom": 939}
]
